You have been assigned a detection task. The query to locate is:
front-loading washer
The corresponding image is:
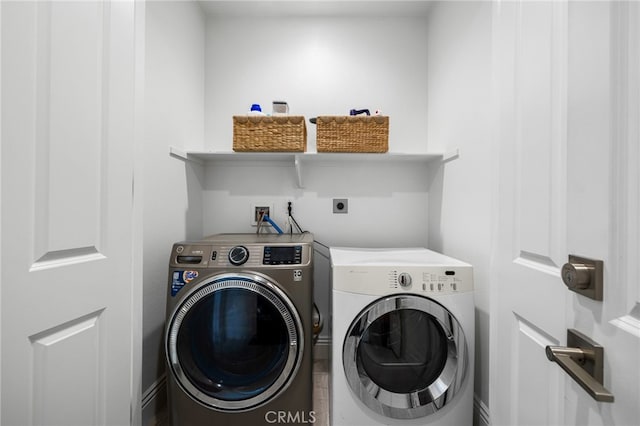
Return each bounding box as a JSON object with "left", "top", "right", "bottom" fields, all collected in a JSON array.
[
  {"left": 165, "top": 233, "right": 315, "bottom": 426},
  {"left": 330, "top": 247, "right": 474, "bottom": 426}
]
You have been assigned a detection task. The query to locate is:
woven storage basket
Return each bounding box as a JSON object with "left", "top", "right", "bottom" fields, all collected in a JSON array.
[
  {"left": 316, "top": 115, "right": 389, "bottom": 153},
  {"left": 233, "top": 116, "right": 306, "bottom": 152}
]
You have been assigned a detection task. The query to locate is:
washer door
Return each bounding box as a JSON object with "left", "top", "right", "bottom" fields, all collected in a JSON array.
[
  {"left": 343, "top": 294, "right": 467, "bottom": 419},
  {"left": 166, "top": 273, "right": 303, "bottom": 411}
]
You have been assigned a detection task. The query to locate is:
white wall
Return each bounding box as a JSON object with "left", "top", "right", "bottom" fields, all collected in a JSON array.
[
  {"left": 142, "top": 0, "right": 205, "bottom": 413},
  {"left": 202, "top": 11, "right": 436, "bottom": 344},
  {"left": 201, "top": 161, "right": 430, "bottom": 246},
  {"left": 425, "top": 1, "right": 493, "bottom": 421},
  {"left": 204, "top": 14, "right": 429, "bottom": 153}
]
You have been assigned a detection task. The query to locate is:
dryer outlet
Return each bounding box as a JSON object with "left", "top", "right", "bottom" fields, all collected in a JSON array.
[{"left": 333, "top": 198, "right": 348, "bottom": 214}]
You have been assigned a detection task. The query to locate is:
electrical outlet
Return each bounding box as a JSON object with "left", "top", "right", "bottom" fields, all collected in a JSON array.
[
  {"left": 250, "top": 203, "right": 274, "bottom": 226},
  {"left": 333, "top": 198, "right": 348, "bottom": 214}
]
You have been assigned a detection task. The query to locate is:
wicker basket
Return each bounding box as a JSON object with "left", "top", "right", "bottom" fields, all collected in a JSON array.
[
  {"left": 316, "top": 116, "right": 389, "bottom": 153},
  {"left": 233, "top": 116, "right": 306, "bottom": 152}
]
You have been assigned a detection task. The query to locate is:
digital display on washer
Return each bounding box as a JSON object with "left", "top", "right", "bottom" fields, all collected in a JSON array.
[{"left": 263, "top": 246, "right": 302, "bottom": 265}]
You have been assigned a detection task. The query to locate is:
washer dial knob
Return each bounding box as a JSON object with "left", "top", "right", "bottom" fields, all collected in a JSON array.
[
  {"left": 398, "top": 272, "right": 412, "bottom": 288},
  {"left": 228, "top": 246, "right": 249, "bottom": 266}
]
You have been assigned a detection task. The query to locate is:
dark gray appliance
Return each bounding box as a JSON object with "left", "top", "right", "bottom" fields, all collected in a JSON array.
[{"left": 165, "top": 233, "right": 314, "bottom": 425}]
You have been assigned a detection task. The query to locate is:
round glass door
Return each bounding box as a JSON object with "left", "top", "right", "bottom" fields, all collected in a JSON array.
[
  {"left": 166, "top": 273, "right": 303, "bottom": 411},
  {"left": 343, "top": 294, "right": 467, "bottom": 419}
]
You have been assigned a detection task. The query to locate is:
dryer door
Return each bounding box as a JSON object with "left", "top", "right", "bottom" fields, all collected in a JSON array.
[
  {"left": 343, "top": 294, "right": 467, "bottom": 419},
  {"left": 166, "top": 273, "right": 303, "bottom": 411}
]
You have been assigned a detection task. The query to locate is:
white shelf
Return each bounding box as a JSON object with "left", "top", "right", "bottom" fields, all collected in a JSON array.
[
  {"left": 199, "top": 1, "right": 434, "bottom": 18},
  {"left": 169, "top": 146, "right": 444, "bottom": 188}
]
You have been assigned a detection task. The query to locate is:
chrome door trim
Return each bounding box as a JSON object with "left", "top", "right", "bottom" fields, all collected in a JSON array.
[
  {"left": 342, "top": 294, "right": 467, "bottom": 419},
  {"left": 166, "top": 272, "right": 303, "bottom": 411}
]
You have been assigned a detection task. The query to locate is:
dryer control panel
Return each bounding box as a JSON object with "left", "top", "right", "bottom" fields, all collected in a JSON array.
[{"left": 333, "top": 266, "right": 473, "bottom": 295}]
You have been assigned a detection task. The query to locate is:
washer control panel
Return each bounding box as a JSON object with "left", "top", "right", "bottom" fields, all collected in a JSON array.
[
  {"left": 171, "top": 241, "right": 311, "bottom": 268},
  {"left": 263, "top": 245, "right": 303, "bottom": 265}
]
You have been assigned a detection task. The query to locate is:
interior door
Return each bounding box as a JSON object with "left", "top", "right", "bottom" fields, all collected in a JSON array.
[
  {"left": 491, "top": 1, "right": 640, "bottom": 425},
  {"left": 1, "top": 1, "right": 141, "bottom": 425}
]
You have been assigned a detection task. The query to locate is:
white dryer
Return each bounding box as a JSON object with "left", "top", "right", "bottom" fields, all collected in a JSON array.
[{"left": 330, "top": 247, "right": 474, "bottom": 426}]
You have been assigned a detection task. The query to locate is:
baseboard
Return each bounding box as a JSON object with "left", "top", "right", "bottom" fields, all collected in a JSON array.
[
  {"left": 473, "top": 394, "right": 491, "bottom": 426},
  {"left": 142, "top": 374, "right": 167, "bottom": 426}
]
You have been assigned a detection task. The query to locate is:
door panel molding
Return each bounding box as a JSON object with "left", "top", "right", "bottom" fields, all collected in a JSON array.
[
  {"left": 29, "top": 309, "right": 106, "bottom": 426},
  {"left": 33, "top": 1, "right": 108, "bottom": 263},
  {"left": 512, "top": 314, "right": 562, "bottom": 426},
  {"left": 609, "top": 1, "right": 640, "bottom": 332},
  {"left": 30, "top": 246, "right": 105, "bottom": 272},
  {"left": 610, "top": 303, "right": 640, "bottom": 338},
  {"left": 515, "top": 250, "right": 559, "bottom": 276},
  {"left": 512, "top": 0, "right": 567, "bottom": 274}
]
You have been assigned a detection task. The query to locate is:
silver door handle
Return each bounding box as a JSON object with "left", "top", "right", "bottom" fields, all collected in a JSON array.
[
  {"left": 561, "top": 255, "right": 603, "bottom": 301},
  {"left": 545, "top": 329, "right": 614, "bottom": 402}
]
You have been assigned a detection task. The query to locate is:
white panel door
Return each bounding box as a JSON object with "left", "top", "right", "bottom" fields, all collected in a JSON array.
[
  {"left": 1, "top": 1, "right": 141, "bottom": 425},
  {"left": 491, "top": 1, "right": 640, "bottom": 425}
]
